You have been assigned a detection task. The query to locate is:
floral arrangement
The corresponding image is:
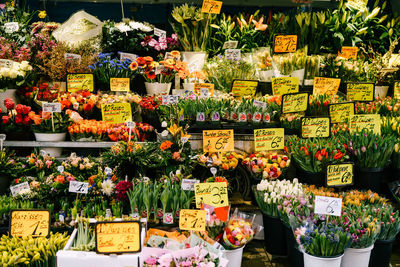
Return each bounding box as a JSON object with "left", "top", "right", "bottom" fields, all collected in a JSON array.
[
  {"left": 1, "top": 99, "right": 32, "bottom": 133},
  {"left": 0, "top": 60, "right": 33, "bottom": 91},
  {"left": 107, "top": 122, "right": 154, "bottom": 142},
  {"left": 29, "top": 109, "right": 73, "bottom": 133},
  {"left": 242, "top": 152, "right": 290, "bottom": 180},
  {"left": 343, "top": 190, "right": 387, "bottom": 207},
  {"left": 272, "top": 49, "right": 307, "bottom": 76},
  {"left": 141, "top": 33, "right": 179, "bottom": 53},
  {"left": 197, "top": 152, "right": 242, "bottom": 171},
  {"left": 58, "top": 90, "right": 99, "bottom": 118},
  {"left": 61, "top": 153, "right": 99, "bottom": 181},
  {"left": 68, "top": 120, "right": 111, "bottom": 141},
  {"left": 373, "top": 205, "right": 400, "bottom": 241}
]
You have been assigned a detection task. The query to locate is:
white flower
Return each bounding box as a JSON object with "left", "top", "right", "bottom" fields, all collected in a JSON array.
[
  {"left": 9, "top": 69, "right": 18, "bottom": 79},
  {"left": 161, "top": 121, "right": 168, "bottom": 128},
  {"left": 101, "top": 180, "right": 115, "bottom": 196},
  {"left": 161, "top": 130, "right": 169, "bottom": 137},
  {"left": 293, "top": 178, "right": 299, "bottom": 184},
  {"left": 142, "top": 176, "right": 150, "bottom": 183},
  {"left": 18, "top": 188, "right": 31, "bottom": 195},
  {"left": 115, "top": 22, "right": 132, "bottom": 33}
]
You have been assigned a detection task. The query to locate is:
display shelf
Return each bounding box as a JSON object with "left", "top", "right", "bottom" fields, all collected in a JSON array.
[{"left": 4, "top": 141, "right": 118, "bottom": 148}]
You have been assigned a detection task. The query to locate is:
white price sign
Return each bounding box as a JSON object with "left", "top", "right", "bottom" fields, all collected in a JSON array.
[
  {"left": 162, "top": 95, "right": 179, "bottom": 105},
  {"left": 120, "top": 52, "right": 138, "bottom": 62},
  {"left": 126, "top": 121, "right": 135, "bottom": 128},
  {"left": 253, "top": 100, "right": 267, "bottom": 109},
  {"left": 181, "top": 179, "right": 200, "bottom": 191},
  {"left": 10, "top": 182, "right": 29, "bottom": 197},
  {"left": 0, "top": 59, "right": 13, "bottom": 69},
  {"left": 154, "top": 27, "right": 166, "bottom": 38},
  {"left": 223, "top": 40, "right": 238, "bottom": 49},
  {"left": 200, "top": 88, "right": 209, "bottom": 98},
  {"left": 64, "top": 53, "right": 81, "bottom": 64},
  {"left": 43, "top": 103, "right": 61, "bottom": 113},
  {"left": 4, "top": 22, "right": 19, "bottom": 33},
  {"left": 69, "top": 181, "right": 89, "bottom": 194},
  {"left": 314, "top": 196, "right": 342, "bottom": 217},
  {"left": 225, "top": 49, "right": 241, "bottom": 61}
]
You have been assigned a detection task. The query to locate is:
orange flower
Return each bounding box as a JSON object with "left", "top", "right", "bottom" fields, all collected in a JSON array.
[
  {"left": 130, "top": 61, "right": 138, "bottom": 71},
  {"left": 171, "top": 50, "right": 180, "bottom": 58},
  {"left": 42, "top": 111, "right": 51, "bottom": 120},
  {"left": 143, "top": 56, "right": 153, "bottom": 64},
  {"left": 160, "top": 140, "right": 173, "bottom": 151},
  {"left": 88, "top": 175, "right": 96, "bottom": 185},
  {"left": 252, "top": 17, "right": 268, "bottom": 31},
  {"left": 147, "top": 72, "right": 156, "bottom": 80},
  {"left": 137, "top": 57, "right": 147, "bottom": 67},
  {"left": 54, "top": 175, "right": 65, "bottom": 184}
]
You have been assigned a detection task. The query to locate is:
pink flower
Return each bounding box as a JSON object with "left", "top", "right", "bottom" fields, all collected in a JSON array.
[
  {"left": 66, "top": 176, "right": 75, "bottom": 182},
  {"left": 144, "top": 257, "right": 157, "bottom": 265},
  {"left": 181, "top": 261, "right": 192, "bottom": 267},
  {"left": 158, "top": 253, "right": 173, "bottom": 267}
]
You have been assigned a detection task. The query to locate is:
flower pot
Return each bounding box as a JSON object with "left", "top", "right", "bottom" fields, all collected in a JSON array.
[
  {"left": 369, "top": 239, "right": 394, "bottom": 267},
  {"left": 262, "top": 214, "right": 287, "bottom": 256},
  {"left": 181, "top": 51, "right": 207, "bottom": 75},
  {"left": 304, "top": 252, "right": 343, "bottom": 267},
  {"left": 293, "top": 159, "right": 325, "bottom": 187},
  {"left": 259, "top": 70, "right": 274, "bottom": 82},
  {"left": 285, "top": 224, "right": 304, "bottom": 267},
  {"left": 0, "top": 175, "right": 11, "bottom": 195},
  {"left": 291, "top": 69, "right": 305, "bottom": 85},
  {"left": 34, "top": 132, "right": 67, "bottom": 157},
  {"left": 341, "top": 245, "right": 374, "bottom": 267},
  {"left": 0, "top": 89, "right": 19, "bottom": 112},
  {"left": 222, "top": 246, "right": 244, "bottom": 267},
  {"left": 374, "top": 86, "right": 389, "bottom": 98},
  {"left": 355, "top": 167, "right": 384, "bottom": 194},
  {"left": 144, "top": 82, "right": 172, "bottom": 96}
]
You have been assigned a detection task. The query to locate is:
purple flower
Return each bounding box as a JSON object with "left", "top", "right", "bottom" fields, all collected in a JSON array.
[{"left": 361, "top": 146, "right": 366, "bottom": 153}]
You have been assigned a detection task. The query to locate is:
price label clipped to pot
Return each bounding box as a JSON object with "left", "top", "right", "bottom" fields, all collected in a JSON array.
[
  {"left": 329, "top": 102, "right": 355, "bottom": 124},
  {"left": 282, "top": 92, "right": 309, "bottom": 113},
  {"left": 4, "top": 22, "right": 19, "bottom": 33},
  {"left": 254, "top": 128, "right": 284, "bottom": 152},
  {"left": 0, "top": 59, "right": 13, "bottom": 69},
  {"left": 154, "top": 27, "right": 166, "bottom": 38},
  {"left": 274, "top": 35, "right": 297, "bottom": 53},
  {"left": 201, "top": 0, "right": 222, "bottom": 14},
  {"left": 349, "top": 114, "right": 381, "bottom": 135},
  {"left": 346, "top": 82, "right": 375, "bottom": 102},
  {"left": 181, "top": 179, "right": 200, "bottom": 191},
  {"left": 43, "top": 102, "right": 61, "bottom": 113},
  {"left": 194, "top": 182, "right": 228, "bottom": 208},
  {"left": 64, "top": 53, "right": 81, "bottom": 64},
  {"left": 162, "top": 95, "right": 179, "bottom": 105},
  {"left": 67, "top": 73, "right": 94, "bottom": 92},
  {"left": 69, "top": 181, "right": 89, "bottom": 194},
  {"left": 225, "top": 49, "right": 241, "bottom": 61},
  {"left": 120, "top": 52, "right": 138, "bottom": 62},
  {"left": 101, "top": 103, "right": 132, "bottom": 123},
  {"left": 194, "top": 83, "right": 214, "bottom": 97},
  {"left": 231, "top": 80, "right": 259, "bottom": 97},
  {"left": 179, "top": 209, "right": 206, "bottom": 231},
  {"left": 203, "top": 129, "right": 234, "bottom": 153},
  {"left": 314, "top": 196, "right": 342, "bottom": 217},
  {"left": 110, "top": 78, "right": 130, "bottom": 92},
  {"left": 338, "top": 47, "right": 358, "bottom": 60},
  {"left": 326, "top": 163, "right": 354, "bottom": 187},
  {"left": 10, "top": 182, "right": 29, "bottom": 197},
  {"left": 10, "top": 210, "right": 50, "bottom": 237},
  {"left": 95, "top": 221, "right": 141, "bottom": 254},
  {"left": 301, "top": 117, "right": 331, "bottom": 138},
  {"left": 394, "top": 81, "right": 400, "bottom": 99},
  {"left": 313, "top": 77, "right": 341, "bottom": 96},
  {"left": 271, "top": 77, "right": 299, "bottom": 95}
]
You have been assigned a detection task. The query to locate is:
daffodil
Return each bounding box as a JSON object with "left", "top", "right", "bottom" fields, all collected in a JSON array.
[{"left": 38, "top": 10, "right": 47, "bottom": 19}]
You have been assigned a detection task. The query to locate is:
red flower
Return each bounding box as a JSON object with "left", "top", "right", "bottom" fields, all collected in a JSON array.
[
  {"left": 115, "top": 180, "right": 133, "bottom": 202},
  {"left": 15, "top": 104, "right": 24, "bottom": 114},
  {"left": 136, "top": 57, "right": 147, "bottom": 67},
  {"left": 23, "top": 105, "right": 31, "bottom": 114},
  {"left": 4, "top": 98, "right": 15, "bottom": 110},
  {"left": 22, "top": 116, "right": 31, "bottom": 125},
  {"left": 147, "top": 72, "right": 156, "bottom": 80},
  {"left": 2, "top": 116, "right": 9, "bottom": 124},
  {"left": 0, "top": 107, "right": 2, "bottom": 113},
  {"left": 15, "top": 114, "right": 23, "bottom": 124}
]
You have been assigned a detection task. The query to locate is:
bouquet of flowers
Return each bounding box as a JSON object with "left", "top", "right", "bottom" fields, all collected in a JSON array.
[
  {"left": 0, "top": 60, "right": 33, "bottom": 91},
  {"left": 61, "top": 153, "right": 99, "bottom": 181},
  {"left": 58, "top": 90, "right": 99, "bottom": 119},
  {"left": 107, "top": 122, "right": 154, "bottom": 142},
  {"left": 242, "top": 152, "right": 290, "bottom": 180},
  {"left": 279, "top": 193, "right": 314, "bottom": 227},
  {"left": 1, "top": 99, "right": 33, "bottom": 133},
  {"left": 68, "top": 120, "right": 111, "bottom": 141},
  {"left": 373, "top": 205, "right": 400, "bottom": 241},
  {"left": 343, "top": 190, "right": 387, "bottom": 207},
  {"left": 29, "top": 110, "right": 73, "bottom": 133},
  {"left": 197, "top": 152, "right": 242, "bottom": 171},
  {"left": 141, "top": 33, "right": 180, "bottom": 53}
]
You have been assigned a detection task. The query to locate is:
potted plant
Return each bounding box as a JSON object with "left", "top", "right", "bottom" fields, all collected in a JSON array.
[
  {"left": 0, "top": 99, "right": 34, "bottom": 140},
  {"left": 0, "top": 149, "right": 22, "bottom": 194}
]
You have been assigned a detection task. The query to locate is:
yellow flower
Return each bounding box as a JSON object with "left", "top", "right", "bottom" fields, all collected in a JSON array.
[
  {"left": 180, "top": 130, "right": 191, "bottom": 140},
  {"left": 168, "top": 124, "right": 182, "bottom": 136},
  {"left": 38, "top": 10, "right": 47, "bottom": 19}
]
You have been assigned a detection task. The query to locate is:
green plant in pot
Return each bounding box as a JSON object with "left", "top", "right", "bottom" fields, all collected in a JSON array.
[{"left": 0, "top": 149, "right": 22, "bottom": 194}]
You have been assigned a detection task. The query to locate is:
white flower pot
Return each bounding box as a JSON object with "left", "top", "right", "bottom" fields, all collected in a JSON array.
[
  {"left": 291, "top": 69, "right": 305, "bottom": 85},
  {"left": 222, "top": 246, "right": 244, "bottom": 267},
  {"left": 34, "top": 132, "right": 67, "bottom": 157},
  {"left": 259, "top": 70, "right": 274, "bottom": 82},
  {"left": 144, "top": 82, "right": 172, "bottom": 96},
  {"left": 304, "top": 253, "right": 343, "bottom": 267},
  {"left": 341, "top": 245, "right": 374, "bottom": 267},
  {"left": 181, "top": 51, "right": 207, "bottom": 82},
  {"left": 0, "top": 89, "right": 19, "bottom": 112},
  {"left": 375, "top": 85, "right": 389, "bottom": 98}
]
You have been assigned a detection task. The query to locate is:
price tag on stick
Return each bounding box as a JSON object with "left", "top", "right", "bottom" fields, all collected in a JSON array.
[
  {"left": 42, "top": 103, "right": 61, "bottom": 132},
  {"left": 201, "top": 0, "right": 223, "bottom": 14},
  {"left": 203, "top": 129, "right": 234, "bottom": 153},
  {"left": 10, "top": 182, "right": 29, "bottom": 197},
  {"left": 314, "top": 196, "right": 342, "bottom": 217},
  {"left": 282, "top": 92, "right": 309, "bottom": 113},
  {"left": 194, "top": 182, "right": 229, "bottom": 208},
  {"left": 301, "top": 117, "right": 331, "bottom": 138},
  {"left": 154, "top": 28, "right": 166, "bottom": 38},
  {"left": 329, "top": 102, "right": 355, "bottom": 124},
  {"left": 179, "top": 209, "right": 206, "bottom": 231},
  {"left": 10, "top": 210, "right": 50, "bottom": 237},
  {"left": 126, "top": 121, "right": 135, "bottom": 142},
  {"left": 69, "top": 181, "right": 89, "bottom": 194},
  {"left": 274, "top": 35, "right": 298, "bottom": 53},
  {"left": 346, "top": 82, "right": 375, "bottom": 102},
  {"left": 254, "top": 128, "right": 284, "bottom": 151},
  {"left": 272, "top": 77, "right": 299, "bottom": 95}
]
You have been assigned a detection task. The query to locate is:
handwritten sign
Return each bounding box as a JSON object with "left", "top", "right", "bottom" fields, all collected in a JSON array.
[
  {"left": 253, "top": 100, "right": 267, "bottom": 109},
  {"left": 338, "top": 47, "right": 358, "bottom": 60},
  {"left": 301, "top": 117, "right": 331, "bottom": 138},
  {"left": 95, "top": 221, "right": 141, "bottom": 254},
  {"left": 0, "top": 59, "right": 13, "bottom": 69},
  {"left": 394, "top": 81, "right": 400, "bottom": 99},
  {"left": 346, "top": 82, "right": 374, "bottom": 102},
  {"left": 10, "top": 182, "right": 29, "bottom": 197},
  {"left": 43, "top": 103, "right": 61, "bottom": 113},
  {"left": 179, "top": 209, "right": 206, "bottom": 231},
  {"left": 194, "top": 182, "right": 229, "bottom": 208},
  {"left": 69, "top": 181, "right": 89, "bottom": 194},
  {"left": 101, "top": 103, "right": 132, "bottom": 123},
  {"left": 161, "top": 95, "right": 179, "bottom": 105},
  {"left": 223, "top": 41, "right": 238, "bottom": 49},
  {"left": 274, "top": 35, "right": 297, "bottom": 53},
  {"left": 64, "top": 53, "right": 81, "bottom": 64},
  {"left": 194, "top": 83, "right": 214, "bottom": 96},
  {"left": 349, "top": 114, "right": 381, "bottom": 135},
  {"left": 313, "top": 77, "right": 341, "bottom": 96},
  {"left": 110, "top": 78, "right": 130, "bottom": 92},
  {"left": 282, "top": 92, "right": 309, "bottom": 113},
  {"left": 272, "top": 77, "right": 299, "bottom": 95},
  {"left": 4, "top": 22, "right": 19, "bottom": 34},
  {"left": 231, "top": 80, "right": 259, "bottom": 97},
  {"left": 120, "top": 52, "right": 138, "bottom": 62},
  {"left": 67, "top": 73, "right": 94, "bottom": 92},
  {"left": 326, "top": 163, "right": 354, "bottom": 187},
  {"left": 154, "top": 28, "right": 166, "bottom": 38},
  {"left": 203, "top": 129, "right": 234, "bottom": 153},
  {"left": 10, "top": 210, "right": 50, "bottom": 237},
  {"left": 329, "top": 102, "right": 355, "bottom": 124},
  {"left": 314, "top": 196, "right": 342, "bottom": 217},
  {"left": 254, "top": 128, "right": 284, "bottom": 151},
  {"left": 181, "top": 179, "right": 200, "bottom": 191},
  {"left": 225, "top": 49, "right": 241, "bottom": 61},
  {"left": 201, "top": 0, "right": 222, "bottom": 14}
]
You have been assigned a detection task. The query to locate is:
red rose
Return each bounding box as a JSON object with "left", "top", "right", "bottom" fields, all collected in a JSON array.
[
  {"left": 2, "top": 116, "right": 9, "bottom": 124},
  {"left": 4, "top": 98, "right": 15, "bottom": 110},
  {"left": 22, "top": 105, "right": 31, "bottom": 114},
  {"left": 22, "top": 116, "right": 31, "bottom": 125},
  {"left": 15, "top": 114, "right": 23, "bottom": 124},
  {"left": 15, "top": 104, "right": 24, "bottom": 114}
]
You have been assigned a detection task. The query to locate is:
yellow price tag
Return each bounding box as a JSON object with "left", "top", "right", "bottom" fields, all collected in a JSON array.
[
  {"left": 203, "top": 129, "right": 234, "bottom": 153},
  {"left": 338, "top": 47, "right": 358, "bottom": 60},
  {"left": 394, "top": 81, "right": 400, "bottom": 99},
  {"left": 301, "top": 117, "right": 331, "bottom": 138},
  {"left": 67, "top": 73, "right": 94, "bottom": 92},
  {"left": 110, "top": 78, "right": 130, "bottom": 92},
  {"left": 254, "top": 128, "right": 284, "bottom": 152},
  {"left": 326, "top": 163, "right": 354, "bottom": 187},
  {"left": 101, "top": 103, "right": 132, "bottom": 123},
  {"left": 313, "top": 77, "right": 341, "bottom": 96},
  {"left": 329, "top": 102, "right": 355, "bottom": 124},
  {"left": 231, "top": 80, "right": 259, "bottom": 97},
  {"left": 194, "top": 83, "right": 214, "bottom": 96},
  {"left": 274, "top": 35, "right": 298, "bottom": 53},
  {"left": 346, "top": 83, "right": 375, "bottom": 102},
  {"left": 194, "top": 182, "right": 229, "bottom": 208},
  {"left": 10, "top": 210, "right": 50, "bottom": 237},
  {"left": 272, "top": 77, "right": 299, "bottom": 95},
  {"left": 179, "top": 209, "right": 206, "bottom": 231},
  {"left": 282, "top": 92, "right": 309, "bottom": 113},
  {"left": 201, "top": 0, "right": 222, "bottom": 14},
  {"left": 95, "top": 221, "right": 141, "bottom": 254},
  {"left": 349, "top": 114, "right": 381, "bottom": 135}
]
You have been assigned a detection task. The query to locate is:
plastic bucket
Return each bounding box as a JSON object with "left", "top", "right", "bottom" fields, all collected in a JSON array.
[
  {"left": 223, "top": 246, "right": 245, "bottom": 267},
  {"left": 145, "top": 82, "right": 171, "bottom": 95},
  {"left": 369, "top": 239, "right": 394, "bottom": 267},
  {"left": 341, "top": 245, "right": 374, "bottom": 267},
  {"left": 304, "top": 253, "right": 343, "bottom": 267},
  {"left": 34, "top": 132, "right": 67, "bottom": 157},
  {"left": 263, "top": 214, "right": 287, "bottom": 256}
]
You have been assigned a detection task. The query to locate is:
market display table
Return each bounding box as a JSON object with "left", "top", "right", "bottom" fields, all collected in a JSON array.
[{"left": 56, "top": 250, "right": 140, "bottom": 267}]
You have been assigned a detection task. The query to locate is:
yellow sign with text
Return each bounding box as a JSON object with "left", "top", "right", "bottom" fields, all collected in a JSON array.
[
  {"left": 349, "top": 114, "right": 381, "bottom": 135},
  {"left": 10, "top": 210, "right": 50, "bottom": 237},
  {"left": 110, "top": 78, "right": 130, "bottom": 92},
  {"left": 347, "top": 83, "right": 374, "bottom": 102},
  {"left": 329, "top": 102, "right": 355, "bottom": 124},
  {"left": 201, "top": 0, "right": 222, "bottom": 14},
  {"left": 203, "top": 129, "right": 234, "bottom": 153},
  {"left": 338, "top": 47, "right": 358, "bottom": 60},
  {"left": 313, "top": 77, "right": 341, "bottom": 96},
  {"left": 231, "top": 80, "right": 258, "bottom": 97},
  {"left": 327, "top": 164, "right": 353, "bottom": 187},
  {"left": 194, "top": 83, "right": 214, "bottom": 96},
  {"left": 254, "top": 128, "right": 284, "bottom": 152},
  {"left": 274, "top": 35, "right": 298, "bottom": 53},
  {"left": 394, "top": 81, "right": 400, "bottom": 99},
  {"left": 282, "top": 93, "right": 308, "bottom": 113},
  {"left": 67, "top": 73, "right": 94, "bottom": 92},
  {"left": 272, "top": 77, "right": 299, "bottom": 95},
  {"left": 179, "top": 209, "right": 206, "bottom": 231},
  {"left": 95, "top": 221, "right": 141, "bottom": 254},
  {"left": 301, "top": 117, "right": 331, "bottom": 138},
  {"left": 194, "top": 182, "right": 229, "bottom": 208},
  {"left": 101, "top": 103, "right": 132, "bottom": 123}
]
